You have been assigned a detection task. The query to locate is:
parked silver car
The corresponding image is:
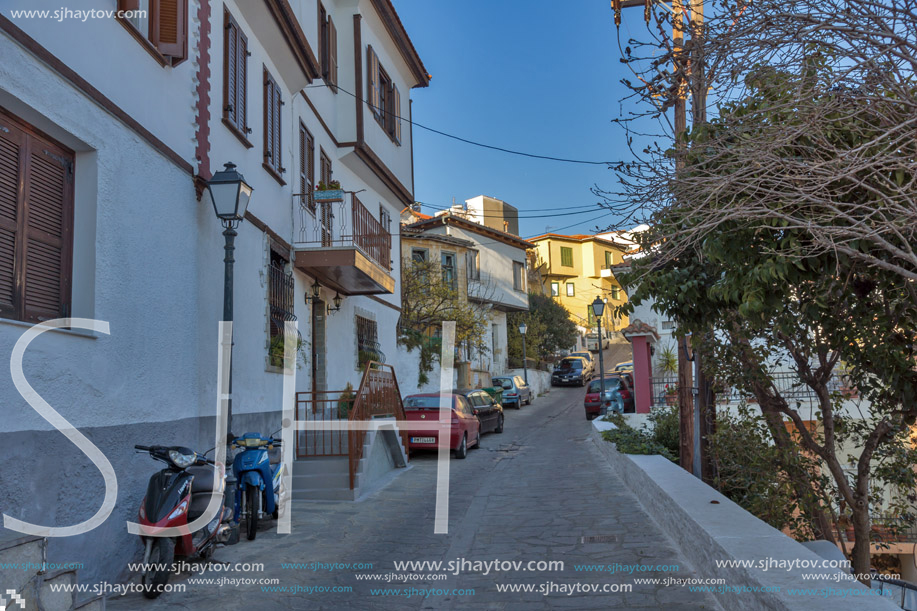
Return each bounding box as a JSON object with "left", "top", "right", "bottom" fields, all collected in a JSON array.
[{"left": 492, "top": 375, "right": 534, "bottom": 408}]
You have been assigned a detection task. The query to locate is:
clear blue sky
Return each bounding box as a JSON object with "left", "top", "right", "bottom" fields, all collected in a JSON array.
[{"left": 393, "top": 0, "right": 650, "bottom": 238}]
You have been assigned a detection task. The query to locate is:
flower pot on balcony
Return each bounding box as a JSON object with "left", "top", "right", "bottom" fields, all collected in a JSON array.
[
  {"left": 315, "top": 189, "right": 344, "bottom": 203},
  {"left": 665, "top": 394, "right": 678, "bottom": 406}
]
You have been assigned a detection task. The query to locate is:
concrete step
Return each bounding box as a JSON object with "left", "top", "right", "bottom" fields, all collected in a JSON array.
[
  {"left": 292, "top": 472, "right": 356, "bottom": 489},
  {"left": 292, "top": 456, "right": 356, "bottom": 476}
]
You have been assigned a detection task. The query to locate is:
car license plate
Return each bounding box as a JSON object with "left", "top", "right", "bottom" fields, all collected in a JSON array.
[{"left": 411, "top": 437, "right": 435, "bottom": 444}]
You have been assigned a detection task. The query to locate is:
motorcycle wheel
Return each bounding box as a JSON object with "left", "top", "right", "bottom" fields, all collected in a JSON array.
[
  {"left": 246, "top": 485, "right": 259, "bottom": 541},
  {"left": 142, "top": 537, "right": 174, "bottom": 599}
]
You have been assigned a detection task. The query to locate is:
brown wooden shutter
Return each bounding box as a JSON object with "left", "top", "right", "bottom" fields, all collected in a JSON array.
[
  {"left": 367, "top": 46, "right": 379, "bottom": 115},
  {"left": 224, "top": 12, "right": 237, "bottom": 124},
  {"left": 392, "top": 84, "right": 401, "bottom": 143},
  {"left": 0, "top": 118, "right": 22, "bottom": 319},
  {"left": 152, "top": 0, "right": 187, "bottom": 62},
  {"left": 118, "top": 0, "right": 140, "bottom": 11},
  {"left": 237, "top": 30, "right": 248, "bottom": 132},
  {"left": 318, "top": 3, "right": 327, "bottom": 76},
  {"left": 273, "top": 84, "right": 282, "bottom": 172},
  {"left": 299, "top": 124, "right": 315, "bottom": 213},
  {"left": 328, "top": 16, "right": 338, "bottom": 90},
  {"left": 264, "top": 70, "right": 274, "bottom": 166}
]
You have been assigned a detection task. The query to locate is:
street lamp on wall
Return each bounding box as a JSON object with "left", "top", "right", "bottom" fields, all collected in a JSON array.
[
  {"left": 305, "top": 282, "right": 322, "bottom": 305},
  {"left": 519, "top": 322, "right": 528, "bottom": 384},
  {"left": 205, "top": 162, "right": 253, "bottom": 441},
  {"left": 327, "top": 292, "right": 343, "bottom": 314}
]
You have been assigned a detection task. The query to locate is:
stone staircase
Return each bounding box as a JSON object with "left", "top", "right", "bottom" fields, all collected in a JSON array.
[
  {"left": 0, "top": 533, "right": 105, "bottom": 611},
  {"left": 292, "top": 425, "right": 408, "bottom": 502}
]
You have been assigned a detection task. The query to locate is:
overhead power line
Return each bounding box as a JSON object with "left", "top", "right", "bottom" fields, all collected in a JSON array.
[{"left": 304, "top": 83, "right": 633, "bottom": 166}]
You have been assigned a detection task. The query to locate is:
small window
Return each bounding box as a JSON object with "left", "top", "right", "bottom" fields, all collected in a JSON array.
[
  {"left": 263, "top": 67, "right": 284, "bottom": 182},
  {"left": 117, "top": 0, "right": 187, "bottom": 66},
  {"left": 605, "top": 251, "right": 614, "bottom": 267},
  {"left": 550, "top": 282, "right": 559, "bottom": 297},
  {"left": 379, "top": 205, "right": 392, "bottom": 232},
  {"left": 560, "top": 246, "right": 573, "bottom": 267},
  {"left": 662, "top": 320, "right": 675, "bottom": 330},
  {"left": 356, "top": 314, "right": 380, "bottom": 369},
  {"left": 299, "top": 122, "right": 315, "bottom": 213},
  {"left": 466, "top": 250, "right": 480, "bottom": 281},
  {"left": 267, "top": 247, "right": 296, "bottom": 368},
  {"left": 223, "top": 8, "right": 250, "bottom": 145},
  {"left": 566, "top": 282, "right": 575, "bottom": 297},
  {"left": 366, "top": 45, "right": 402, "bottom": 144},
  {"left": 513, "top": 261, "right": 525, "bottom": 291},
  {"left": 411, "top": 248, "right": 427, "bottom": 263},
  {"left": 441, "top": 252, "right": 456, "bottom": 290},
  {"left": 611, "top": 285, "right": 622, "bottom": 300}
]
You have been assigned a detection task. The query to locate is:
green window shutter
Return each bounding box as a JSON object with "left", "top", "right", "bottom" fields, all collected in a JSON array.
[{"left": 560, "top": 247, "right": 573, "bottom": 267}]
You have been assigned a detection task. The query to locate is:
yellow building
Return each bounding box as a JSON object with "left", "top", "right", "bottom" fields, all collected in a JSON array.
[{"left": 529, "top": 233, "right": 629, "bottom": 333}]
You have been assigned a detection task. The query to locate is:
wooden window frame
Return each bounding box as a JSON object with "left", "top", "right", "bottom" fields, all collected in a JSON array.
[
  {"left": 411, "top": 248, "right": 427, "bottom": 263},
  {"left": 262, "top": 67, "right": 285, "bottom": 184},
  {"left": 299, "top": 122, "right": 315, "bottom": 214},
  {"left": 513, "top": 261, "right": 526, "bottom": 292},
  {"left": 0, "top": 108, "right": 75, "bottom": 323},
  {"left": 319, "top": 148, "right": 333, "bottom": 186},
  {"left": 116, "top": 0, "right": 188, "bottom": 67},
  {"left": 560, "top": 246, "right": 574, "bottom": 267},
  {"left": 365, "top": 46, "right": 402, "bottom": 145},
  {"left": 550, "top": 282, "right": 559, "bottom": 297},
  {"left": 318, "top": 3, "right": 338, "bottom": 92},
  {"left": 222, "top": 8, "right": 252, "bottom": 148},
  {"left": 566, "top": 282, "right": 575, "bottom": 297},
  {"left": 441, "top": 251, "right": 456, "bottom": 291}
]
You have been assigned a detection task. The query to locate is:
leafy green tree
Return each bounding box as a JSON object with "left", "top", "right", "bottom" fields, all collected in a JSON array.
[
  {"left": 619, "top": 66, "right": 917, "bottom": 578},
  {"left": 507, "top": 293, "right": 578, "bottom": 363},
  {"left": 399, "top": 258, "right": 489, "bottom": 384}
]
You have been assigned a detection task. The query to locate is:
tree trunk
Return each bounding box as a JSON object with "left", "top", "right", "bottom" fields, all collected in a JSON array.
[
  {"left": 758, "top": 406, "right": 836, "bottom": 543},
  {"left": 850, "top": 504, "right": 872, "bottom": 582}
]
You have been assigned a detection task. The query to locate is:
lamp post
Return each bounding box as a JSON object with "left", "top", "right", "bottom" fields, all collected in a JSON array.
[
  {"left": 203, "top": 162, "right": 253, "bottom": 439},
  {"left": 519, "top": 322, "right": 528, "bottom": 384},
  {"left": 591, "top": 296, "right": 606, "bottom": 409}
]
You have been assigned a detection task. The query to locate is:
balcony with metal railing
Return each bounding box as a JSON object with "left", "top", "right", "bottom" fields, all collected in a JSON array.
[{"left": 293, "top": 193, "right": 395, "bottom": 295}]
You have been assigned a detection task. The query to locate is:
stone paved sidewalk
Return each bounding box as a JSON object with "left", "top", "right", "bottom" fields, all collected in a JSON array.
[{"left": 109, "top": 381, "right": 719, "bottom": 610}]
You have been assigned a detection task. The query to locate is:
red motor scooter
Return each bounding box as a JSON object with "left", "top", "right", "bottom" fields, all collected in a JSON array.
[{"left": 134, "top": 445, "right": 236, "bottom": 598}]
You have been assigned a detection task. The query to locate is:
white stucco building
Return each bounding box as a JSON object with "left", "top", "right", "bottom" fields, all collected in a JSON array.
[{"left": 0, "top": 0, "right": 427, "bottom": 587}]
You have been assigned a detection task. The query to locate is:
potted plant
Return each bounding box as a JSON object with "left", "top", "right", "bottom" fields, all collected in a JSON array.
[
  {"left": 314, "top": 180, "right": 344, "bottom": 203},
  {"left": 337, "top": 383, "right": 355, "bottom": 419},
  {"left": 268, "top": 333, "right": 308, "bottom": 369},
  {"left": 665, "top": 384, "right": 678, "bottom": 406}
]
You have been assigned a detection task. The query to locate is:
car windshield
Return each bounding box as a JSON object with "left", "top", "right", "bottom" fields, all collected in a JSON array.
[
  {"left": 571, "top": 353, "right": 590, "bottom": 360},
  {"left": 559, "top": 360, "right": 582, "bottom": 370},
  {"left": 494, "top": 378, "right": 513, "bottom": 390},
  {"left": 404, "top": 396, "right": 451, "bottom": 409},
  {"left": 588, "top": 378, "right": 621, "bottom": 393}
]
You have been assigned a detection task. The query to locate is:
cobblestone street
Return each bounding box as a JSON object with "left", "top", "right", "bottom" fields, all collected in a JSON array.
[{"left": 111, "top": 349, "right": 719, "bottom": 610}]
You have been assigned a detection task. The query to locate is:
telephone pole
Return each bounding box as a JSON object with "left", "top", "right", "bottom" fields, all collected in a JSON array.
[{"left": 612, "top": 0, "right": 712, "bottom": 477}]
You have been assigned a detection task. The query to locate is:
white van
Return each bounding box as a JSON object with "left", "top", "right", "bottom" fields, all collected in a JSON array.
[{"left": 585, "top": 330, "right": 611, "bottom": 352}]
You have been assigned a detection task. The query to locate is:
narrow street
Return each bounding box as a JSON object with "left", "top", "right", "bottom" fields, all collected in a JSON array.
[{"left": 112, "top": 348, "right": 718, "bottom": 610}]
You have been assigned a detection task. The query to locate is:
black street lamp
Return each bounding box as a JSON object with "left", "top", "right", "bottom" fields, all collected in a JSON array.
[
  {"left": 591, "top": 296, "right": 607, "bottom": 411},
  {"left": 204, "top": 162, "right": 253, "bottom": 438},
  {"left": 519, "top": 322, "right": 528, "bottom": 384}
]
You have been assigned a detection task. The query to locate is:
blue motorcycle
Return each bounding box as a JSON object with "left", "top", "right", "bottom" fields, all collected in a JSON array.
[{"left": 231, "top": 432, "right": 285, "bottom": 540}]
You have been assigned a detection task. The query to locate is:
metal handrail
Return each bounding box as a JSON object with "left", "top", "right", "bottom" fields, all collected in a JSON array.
[
  {"left": 295, "top": 194, "right": 392, "bottom": 270},
  {"left": 348, "top": 362, "right": 408, "bottom": 489}
]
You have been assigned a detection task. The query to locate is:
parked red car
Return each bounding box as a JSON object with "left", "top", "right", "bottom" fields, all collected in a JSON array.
[
  {"left": 584, "top": 374, "right": 635, "bottom": 420},
  {"left": 403, "top": 393, "right": 481, "bottom": 459}
]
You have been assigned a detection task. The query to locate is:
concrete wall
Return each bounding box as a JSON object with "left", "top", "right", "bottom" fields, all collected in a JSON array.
[{"left": 591, "top": 420, "right": 897, "bottom": 611}]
